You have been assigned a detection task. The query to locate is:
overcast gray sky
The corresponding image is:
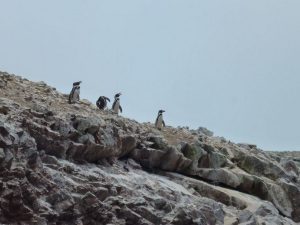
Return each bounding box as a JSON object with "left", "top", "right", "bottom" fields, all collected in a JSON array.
[{"left": 1, "top": 1, "right": 300, "bottom": 150}]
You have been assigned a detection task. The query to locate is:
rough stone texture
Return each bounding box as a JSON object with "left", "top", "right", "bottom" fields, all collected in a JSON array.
[{"left": 0, "top": 71, "right": 299, "bottom": 225}]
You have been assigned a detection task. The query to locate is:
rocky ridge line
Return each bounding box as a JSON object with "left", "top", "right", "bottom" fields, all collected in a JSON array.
[{"left": 0, "top": 71, "right": 300, "bottom": 225}]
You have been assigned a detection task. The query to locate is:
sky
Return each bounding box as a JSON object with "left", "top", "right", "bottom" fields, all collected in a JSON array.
[{"left": 0, "top": 1, "right": 300, "bottom": 151}]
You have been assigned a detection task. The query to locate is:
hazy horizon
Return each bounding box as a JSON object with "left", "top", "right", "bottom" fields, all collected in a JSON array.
[{"left": 1, "top": 1, "right": 300, "bottom": 151}]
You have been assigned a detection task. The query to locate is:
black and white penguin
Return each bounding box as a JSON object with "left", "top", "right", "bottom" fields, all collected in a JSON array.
[
  {"left": 96, "top": 96, "right": 111, "bottom": 110},
  {"left": 112, "top": 93, "right": 122, "bottom": 114},
  {"left": 68, "top": 81, "right": 81, "bottom": 104},
  {"left": 155, "top": 110, "right": 166, "bottom": 130}
]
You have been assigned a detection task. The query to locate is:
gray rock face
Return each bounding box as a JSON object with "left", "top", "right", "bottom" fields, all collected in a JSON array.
[
  {"left": 194, "top": 127, "right": 214, "bottom": 137},
  {"left": 0, "top": 71, "right": 299, "bottom": 224}
]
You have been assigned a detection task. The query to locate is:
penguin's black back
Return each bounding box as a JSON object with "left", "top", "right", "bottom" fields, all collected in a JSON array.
[{"left": 96, "top": 96, "right": 106, "bottom": 109}]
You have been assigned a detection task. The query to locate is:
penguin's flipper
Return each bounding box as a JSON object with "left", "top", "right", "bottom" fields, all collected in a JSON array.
[
  {"left": 119, "top": 105, "right": 123, "bottom": 113},
  {"left": 162, "top": 120, "right": 166, "bottom": 127},
  {"left": 106, "top": 97, "right": 111, "bottom": 102}
]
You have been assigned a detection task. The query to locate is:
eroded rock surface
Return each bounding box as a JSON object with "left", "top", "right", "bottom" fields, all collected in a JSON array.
[{"left": 0, "top": 71, "right": 299, "bottom": 225}]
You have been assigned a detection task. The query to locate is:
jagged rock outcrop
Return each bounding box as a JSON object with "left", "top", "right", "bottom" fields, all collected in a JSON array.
[{"left": 0, "top": 71, "right": 299, "bottom": 225}]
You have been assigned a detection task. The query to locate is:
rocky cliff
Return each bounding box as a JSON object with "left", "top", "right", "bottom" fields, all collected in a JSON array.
[{"left": 0, "top": 71, "right": 300, "bottom": 225}]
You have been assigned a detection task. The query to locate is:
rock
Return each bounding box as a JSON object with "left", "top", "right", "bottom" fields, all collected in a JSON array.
[
  {"left": 238, "top": 210, "right": 257, "bottom": 225},
  {"left": 131, "top": 147, "right": 166, "bottom": 169},
  {"left": 160, "top": 146, "right": 192, "bottom": 172},
  {"left": 0, "top": 124, "right": 12, "bottom": 147},
  {"left": 50, "top": 119, "right": 78, "bottom": 138},
  {"left": 78, "top": 133, "right": 95, "bottom": 144},
  {"left": 0, "top": 148, "right": 14, "bottom": 170},
  {"left": 84, "top": 143, "right": 115, "bottom": 162},
  {"left": 73, "top": 117, "right": 103, "bottom": 135},
  {"left": 81, "top": 192, "right": 99, "bottom": 206},
  {"left": 0, "top": 105, "right": 9, "bottom": 115},
  {"left": 46, "top": 190, "right": 71, "bottom": 206},
  {"left": 281, "top": 159, "right": 299, "bottom": 178},
  {"left": 119, "top": 135, "right": 137, "bottom": 157},
  {"left": 117, "top": 207, "right": 142, "bottom": 224},
  {"left": 266, "top": 181, "right": 293, "bottom": 218},
  {"left": 236, "top": 153, "right": 287, "bottom": 181},
  {"left": 27, "top": 151, "right": 43, "bottom": 169},
  {"left": 0, "top": 72, "right": 299, "bottom": 225},
  {"left": 126, "top": 158, "right": 142, "bottom": 170},
  {"left": 18, "top": 131, "right": 37, "bottom": 149},
  {"left": 147, "top": 135, "right": 168, "bottom": 150},
  {"left": 131, "top": 144, "right": 192, "bottom": 172},
  {"left": 41, "top": 154, "right": 59, "bottom": 165},
  {"left": 134, "top": 206, "right": 161, "bottom": 224},
  {"left": 199, "top": 151, "right": 227, "bottom": 169},
  {"left": 195, "top": 127, "right": 214, "bottom": 137},
  {"left": 195, "top": 168, "right": 241, "bottom": 188},
  {"left": 95, "top": 187, "right": 110, "bottom": 201},
  {"left": 0, "top": 147, "right": 5, "bottom": 162},
  {"left": 237, "top": 143, "right": 257, "bottom": 150},
  {"left": 278, "top": 179, "right": 300, "bottom": 222},
  {"left": 181, "top": 142, "right": 206, "bottom": 171},
  {"left": 196, "top": 143, "right": 229, "bottom": 169},
  {"left": 66, "top": 142, "right": 86, "bottom": 160},
  {"left": 171, "top": 209, "right": 196, "bottom": 225}
]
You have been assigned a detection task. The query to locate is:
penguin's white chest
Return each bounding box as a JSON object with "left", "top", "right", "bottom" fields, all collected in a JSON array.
[
  {"left": 72, "top": 88, "right": 80, "bottom": 102},
  {"left": 156, "top": 115, "right": 163, "bottom": 128},
  {"left": 113, "top": 100, "right": 120, "bottom": 113},
  {"left": 74, "top": 88, "right": 80, "bottom": 99}
]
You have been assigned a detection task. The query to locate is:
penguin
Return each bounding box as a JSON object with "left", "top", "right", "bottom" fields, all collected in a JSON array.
[
  {"left": 112, "top": 93, "right": 122, "bottom": 114},
  {"left": 155, "top": 110, "right": 166, "bottom": 130},
  {"left": 69, "top": 81, "right": 81, "bottom": 104},
  {"left": 96, "top": 96, "right": 110, "bottom": 110}
]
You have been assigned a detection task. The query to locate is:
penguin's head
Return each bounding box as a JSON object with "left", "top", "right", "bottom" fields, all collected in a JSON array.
[
  {"left": 104, "top": 96, "right": 111, "bottom": 102},
  {"left": 158, "top": 110, "right": 165, "bottom": 114},
  {"left": 73, "top": 81, "right": 82, "bottom": 86},
  {"left": 115, "top": 93, "right": 122, "bottom": 99}
]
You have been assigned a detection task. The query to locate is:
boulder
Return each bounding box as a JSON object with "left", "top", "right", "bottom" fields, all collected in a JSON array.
[
  {"left": 0, "top": 147, "right": 5, "bottom": 162},
  {"left": 281, "top": 159, "right": 299, "bottom": 178},
  {"left": 199, "top": 151, "right": 227, "bottom": 169},
  {"left": 131, "top": 147, "right": 165, "bottom": 169},
  {"left": 119, "top": 135, "right": 137, "bottom": 157},
  {"left": 0, "top": 123, "right": 12, "bottom": 147},
  {"left": 160, "top": 146, "right": 192, "bottom": 172},
  {"left": 78, "top": 133, "right": 95, "bottom": 144},
  {"left": 181, "top": 142, "right": 206, "bottom": 172},
  {"left": 278, "top": 179, "right": 300, "bottom": 222},
  {"left": 236, "top": 153, "right": 287, "bottom": 181},
  {"left": 195, "top": 127, "right": 214, "bottom": 137},
  {"left": 147, "top": 135, "right": 168, "bottom": 150},
  {"left": 195, "top": 168, "right": 241, "bottom": 188},
  {"left": 73, "top": 116, "right": 103, "bottom": 135},
  {"left": 84, "top": 143, "right": 115, "bottom": 162}
]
